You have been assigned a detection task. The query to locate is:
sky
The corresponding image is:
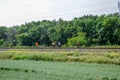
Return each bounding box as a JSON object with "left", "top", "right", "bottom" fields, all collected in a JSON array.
[{"left": 0, "top": 0, "right": 118, "bottom": 27}]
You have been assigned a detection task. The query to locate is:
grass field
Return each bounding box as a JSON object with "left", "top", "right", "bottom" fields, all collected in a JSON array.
[
  {"left": 0, "top": 49, "right": 120, "bottom": 65},
  {"left": 0, "top": 60, "right": 120, "bottom": 80}
]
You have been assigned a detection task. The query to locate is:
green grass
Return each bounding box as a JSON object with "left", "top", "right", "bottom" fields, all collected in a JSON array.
[
  {"left": 0, "top": 49, "right": 120, "bottom": 65},
  {"left": 0, "top": 60, "right": 120, "bottom": 80}
]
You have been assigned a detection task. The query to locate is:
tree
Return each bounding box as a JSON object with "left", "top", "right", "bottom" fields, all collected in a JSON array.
[
  {"left": 0, "top": 26, "right": 7, "bottom": 40},
  {"left": 6, "top": 27, "right": 17, "bottom": 46},
  {"left": 0, "top": 26, "right": 7, "bottom": 46},
  {"left": 16, "top": 32, "right": 32, "bottom": 46},
  {"left": 0, "top": 13, "right": 120, "bottom": 47},
  {"left": 97, "top": 17, "right": 119, "bottom": 45}
]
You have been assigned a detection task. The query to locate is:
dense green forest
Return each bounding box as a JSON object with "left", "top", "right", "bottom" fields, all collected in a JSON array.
[{"left": 0, "top": 13, "right": 120, "bottom": 47}]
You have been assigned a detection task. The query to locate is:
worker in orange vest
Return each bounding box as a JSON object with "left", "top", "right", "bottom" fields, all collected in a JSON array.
[{"left": 35, "top": 42, "right": 39, "bottom": 48}]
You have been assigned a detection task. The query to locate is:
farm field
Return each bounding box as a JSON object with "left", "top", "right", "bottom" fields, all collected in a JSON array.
[
  {"left": 0, "top": 49, "right": 120, "bottom": 80},
  {"left": 0, "top": 60, "right": 120, "bottom": 80}
]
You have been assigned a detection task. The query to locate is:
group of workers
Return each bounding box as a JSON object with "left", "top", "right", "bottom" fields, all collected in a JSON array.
[{"left": 35, "top": 42, "right": 80, "bottom": 48}]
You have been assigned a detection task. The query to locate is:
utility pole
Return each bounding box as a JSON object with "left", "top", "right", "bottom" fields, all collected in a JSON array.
[{"left": 118, "top": 1, "right": 120, "bottom": 16}]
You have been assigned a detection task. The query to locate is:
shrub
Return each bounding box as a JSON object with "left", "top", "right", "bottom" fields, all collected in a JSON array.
[{"left": 67, "top": 32, "right": 88, "bottom": 47}]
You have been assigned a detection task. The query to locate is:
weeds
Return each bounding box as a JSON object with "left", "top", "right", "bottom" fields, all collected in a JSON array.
[{"left": 0, "top": 49, "right": 120, "bottom": 65}]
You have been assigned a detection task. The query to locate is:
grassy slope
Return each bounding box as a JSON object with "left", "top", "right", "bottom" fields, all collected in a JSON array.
[{"left": 0, "top": 60, "right": 120, "bottom": 80}]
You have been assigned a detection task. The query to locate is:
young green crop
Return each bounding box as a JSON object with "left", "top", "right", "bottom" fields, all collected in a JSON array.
[{"left": 0, "top": 60, "right": 120, "bottom": 80}]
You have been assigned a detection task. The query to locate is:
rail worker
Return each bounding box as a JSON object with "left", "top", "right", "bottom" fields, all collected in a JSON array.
[
  {"left": 35, "top": 42, "right": 39, "bottom": 48},
  {"left": 52, "top": 42, "right": 56, "bottom": 48},
  {"left": 58, "top": 42, "right": 61, "bottom": 48},
  {"left": 76, "top": 42, "right": 80, "bottom": 48}
]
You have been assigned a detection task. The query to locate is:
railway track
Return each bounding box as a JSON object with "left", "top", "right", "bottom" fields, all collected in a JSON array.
[{"left": 0, "top": 48, "right": 120, "bottom": 52}]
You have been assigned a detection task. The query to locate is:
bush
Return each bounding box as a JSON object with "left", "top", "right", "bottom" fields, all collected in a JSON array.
[{"left": 67, "top": 32, "right": 88, "bottom": 47}]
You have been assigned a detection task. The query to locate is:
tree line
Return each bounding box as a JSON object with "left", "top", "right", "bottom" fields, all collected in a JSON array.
[{"left": 0, "top": 13, "right": 120, "bottom": 47}]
